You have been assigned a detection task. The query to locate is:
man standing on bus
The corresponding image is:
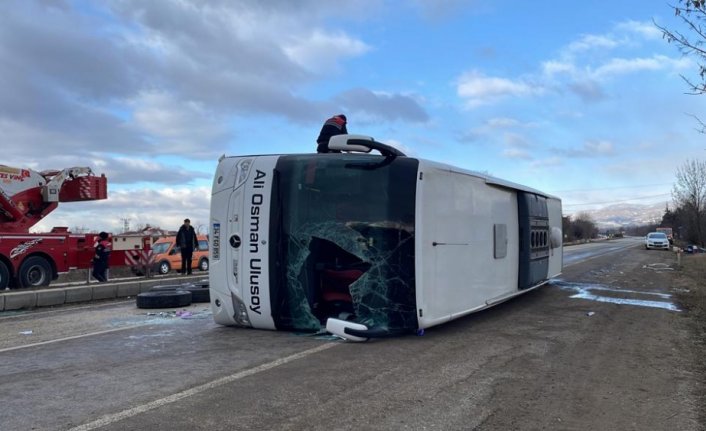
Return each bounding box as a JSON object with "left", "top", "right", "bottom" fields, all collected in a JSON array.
[
  {"left": 316, "top": 114, "right": 347, "bottom": 153},
  {"left": 176, "top": 218, "right": 198, "bottom": 275}
]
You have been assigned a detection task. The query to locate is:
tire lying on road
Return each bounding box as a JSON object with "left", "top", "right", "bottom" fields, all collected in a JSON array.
[
  {"left": 149, "top": 283, "right": 210, "bottom": 303},
  {"left": 136, "top": 290, "right": 192, "bottom": 309}
]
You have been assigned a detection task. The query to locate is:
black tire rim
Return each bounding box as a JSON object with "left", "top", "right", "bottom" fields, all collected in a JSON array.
[{"left": 27, "top": 264, "right": 47, "bottom": 285}]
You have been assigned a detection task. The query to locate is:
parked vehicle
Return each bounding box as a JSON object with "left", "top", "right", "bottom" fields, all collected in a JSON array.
[
  {"left": 645, "top": 232, "right": 670, "bottom": 250},
  {"left": 655, "top": 227, "right": 673, "bottom": 244},
  {"left": 147, "top": 235, "right": 209, "bottom": 275}
]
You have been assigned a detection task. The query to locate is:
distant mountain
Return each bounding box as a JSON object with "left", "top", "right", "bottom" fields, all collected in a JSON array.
[{"left": 569, "top": 202, "right": 667, "bottom": 229}]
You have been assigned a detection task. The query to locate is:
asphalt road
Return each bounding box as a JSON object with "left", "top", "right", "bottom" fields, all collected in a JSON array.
[{"left": 0, "top": 238, "right": 701, "bottom": 431}]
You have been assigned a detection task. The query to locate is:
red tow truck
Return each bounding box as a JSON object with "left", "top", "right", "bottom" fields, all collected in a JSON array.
[{"left": 0, "top": 165, "right": 122, "bottom": 289}]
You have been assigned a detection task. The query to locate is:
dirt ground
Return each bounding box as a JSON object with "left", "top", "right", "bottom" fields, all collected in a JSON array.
[
  {"left": 673, "top": 252, "right": 706, "bottom": 427},
  {"left": 516, "top": 247, "right": 706, "bottom": 431}
]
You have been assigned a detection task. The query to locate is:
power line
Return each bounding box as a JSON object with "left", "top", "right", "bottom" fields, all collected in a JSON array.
[
  {"left": 549, "top": 183, "right": 673, "bottom": 193},
  {"left": 562, "top": 193, "right": 671, "bottom": 207}
]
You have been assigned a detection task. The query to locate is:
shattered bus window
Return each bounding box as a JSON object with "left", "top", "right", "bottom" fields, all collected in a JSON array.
[{"left": 272, "top": 155, "right": 418, "bottom": 333}]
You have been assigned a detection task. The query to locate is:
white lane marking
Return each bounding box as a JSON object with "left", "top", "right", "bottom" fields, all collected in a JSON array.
[
  {"left": 67, "top": 342, "right": 338, "bottom": 431},
  {"left": 0, "top": 301, "right": 134, "bottom": 321},
  {"left": 0, "top": 325, "right": 143, "bottom": 354},
  {"left": 563, "top": 242, "right": 640, "bottom": 268}
]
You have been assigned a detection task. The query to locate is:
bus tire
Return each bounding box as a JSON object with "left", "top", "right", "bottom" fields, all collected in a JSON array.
[
  {"left": 136, "top": 290, "right": 192, "bottom": 309},
  {"left": 187, "top": 284, "right": 210, "bottom": 303},
  {"left": 158, "top": 260, "right": 171, "bottom": 275},
  {"left": 18, "top": 256, "right": 51, "bottom": 288},
  {"left": 198, "top": 258, "right": 209, "bottom": 272},
  {"left": 0, "top": 261, "right": 9, "bottom": 290},
  {"left": 149, "top": 283, "right": 210, "bottom": 303}
]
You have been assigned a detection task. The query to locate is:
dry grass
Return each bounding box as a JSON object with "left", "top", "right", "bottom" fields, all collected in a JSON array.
[
  {"left": 674, "top": 253, "right": 706, "bottom": 424},
  {"left": 676, "top": 253, "right": 706, "bottom": 320}
]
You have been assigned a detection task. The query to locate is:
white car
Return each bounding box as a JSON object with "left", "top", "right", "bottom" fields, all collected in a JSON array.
[{"left": 645, "top": 232, "right": 670, "bottom": 250}]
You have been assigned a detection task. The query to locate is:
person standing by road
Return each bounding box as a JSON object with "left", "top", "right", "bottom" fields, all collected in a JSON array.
[
  {"left": 176, "top": 218, "right": 198, "bottom": 275},
  {"left": 316, "top": 114, "right": 348, "bottom": 153},
  {"left": 92, "top": 231, "right": 111, "bottom": 282}
]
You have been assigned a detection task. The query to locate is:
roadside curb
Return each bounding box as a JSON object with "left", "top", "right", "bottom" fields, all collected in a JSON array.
[{"left": 0, "top": 275, "right": 208, "bottom": 311}]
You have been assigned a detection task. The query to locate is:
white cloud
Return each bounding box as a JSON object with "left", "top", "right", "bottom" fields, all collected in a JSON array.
[
  {"left": 504, "top": 132, "right": 532, "bottom": 149},
  {"left": 33, "top": 186, "right": 212, "bottom": 233},
  {"left": 616, "top": 20, "right": 663, "bottom": 40},
  {"left": 502, "top": 148, "right": 532, "bottom": 160},
  {"left": 334, "top": 88, "right": 429, "bottom": 123},
  {"left": 283, "top": 30, "right": 370, "bottom": 73},
  {"left": 567, "top": 34, "right": 620, "bottom": 53},
  {"left": 536, "top": 20, "right": 692, "bottom": 102},
  {"left": 542, "top": 60, "right": 577, "bottom": 77},
  {"left": 556, "top": 140, "right": 616, "bottom": 158},
  {"left": 530, "top": 157, "right": 563, "bottom": 168},
  {"left": 591, "top": 55, "right": 673, "bottom": 79},
  {"left": 486, "top": 117, "right": 521, "bottom": 128},
  {"left": 130, "top": 91, "right": 232, "bottom": 158},
  {"left": 584, "top": 140, "right": 615, "bottom": 154},
  {"left": 456, "top": 70, "right": 542, "bottom": 107}
]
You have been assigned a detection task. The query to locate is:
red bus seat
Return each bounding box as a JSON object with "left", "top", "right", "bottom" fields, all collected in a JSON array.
[{"left": 320, "top": 269, "right": 363, "bottom": 303}]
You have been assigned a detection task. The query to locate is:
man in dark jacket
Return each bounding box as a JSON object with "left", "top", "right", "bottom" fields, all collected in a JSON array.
[
  {"left": 176, "top": 218, "right": 199, "bottom": 275},
  {"left": 316, "top": 114, "right": 347, "bottom": 153},
  {"left": 92, "top": 231, "right": 111, "bottom": 282}
]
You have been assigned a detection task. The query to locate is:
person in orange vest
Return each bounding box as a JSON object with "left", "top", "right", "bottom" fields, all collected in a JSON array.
[
  {"left": 92, "top": 231, "right": 112, "bottom": 282},
  {"left": 316, "top": 114, "right": 347, "bottom": 153}
]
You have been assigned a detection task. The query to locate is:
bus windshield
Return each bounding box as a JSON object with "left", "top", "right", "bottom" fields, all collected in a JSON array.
[{"left": 271, "top": 155, "right": 419, "bottom": 334}]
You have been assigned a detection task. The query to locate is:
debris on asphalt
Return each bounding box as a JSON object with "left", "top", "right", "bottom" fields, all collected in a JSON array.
[
  {"left": 642, "top": 263, "right": 674, "bottom": 272},
  {"left": 19, "top": 330, "right": 33, "bottom": 335},
  {"left": 145, "top": 311, "right": 177, "bottom": 318},
  {"left": 586, "top": 311, "right": 595, "bottom": 317},
  {"left": 143, "top": 308, "right": 211, "bottom": 320}
]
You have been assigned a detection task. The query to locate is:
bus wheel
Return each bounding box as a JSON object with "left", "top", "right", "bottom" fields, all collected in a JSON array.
[
  {"left": 136, "top": 291, "right": 192, "bottom": 309},
  {"left": 18, "top": 256, "right": 51, "bottom": 288},
  {"left": 199, "top": 258, "right": 209, "bottom": 272},
  {"left": 158, "top": 261, "right": 171, "bottom": 275},
  {"left": 0, "top": 261, "right": 9, "bottom": 290}
]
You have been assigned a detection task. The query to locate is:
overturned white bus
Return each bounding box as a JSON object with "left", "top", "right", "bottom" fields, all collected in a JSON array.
[{"left": 209, "top": 135, "right": 562, "bottom": 341}]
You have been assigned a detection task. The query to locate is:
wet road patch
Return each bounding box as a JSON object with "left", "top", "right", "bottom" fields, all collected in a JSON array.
[{"left": 550, "top": 279, "right": 680, "bottom": 312}]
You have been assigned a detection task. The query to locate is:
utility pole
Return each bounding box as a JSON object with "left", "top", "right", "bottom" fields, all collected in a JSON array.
[{"left": 120, "top": 217, "right": 131, "bottom": 233}]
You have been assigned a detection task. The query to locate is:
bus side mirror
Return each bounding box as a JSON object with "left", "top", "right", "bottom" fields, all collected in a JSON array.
[{"left": 326, "top": 318, "right": 369, "bottom": 342}]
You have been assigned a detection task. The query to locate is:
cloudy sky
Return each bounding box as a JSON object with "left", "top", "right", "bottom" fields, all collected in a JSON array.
[{"left": 2, "top": 0, "right": 703, "bottom": 233}]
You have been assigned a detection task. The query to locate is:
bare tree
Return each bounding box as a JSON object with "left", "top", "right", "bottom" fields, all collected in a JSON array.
[
  {"left": 573, "top": 212, "right": 598, "bottom": 240},
  {"left": 672, "top": 159, "right": 706, "bottom": 245},
  {"left": 656, "top": 0, "right": 706, "bottom": 131}
]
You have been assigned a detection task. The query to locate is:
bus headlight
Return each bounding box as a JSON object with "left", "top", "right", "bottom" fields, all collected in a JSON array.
[{"left": 231, "top": 292, "right": 253, "bottom": 327}]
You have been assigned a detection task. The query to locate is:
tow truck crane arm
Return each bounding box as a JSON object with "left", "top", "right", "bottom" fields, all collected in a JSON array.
[{"left": 0, "top": 165, "right": 107, "bottom": 233}]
